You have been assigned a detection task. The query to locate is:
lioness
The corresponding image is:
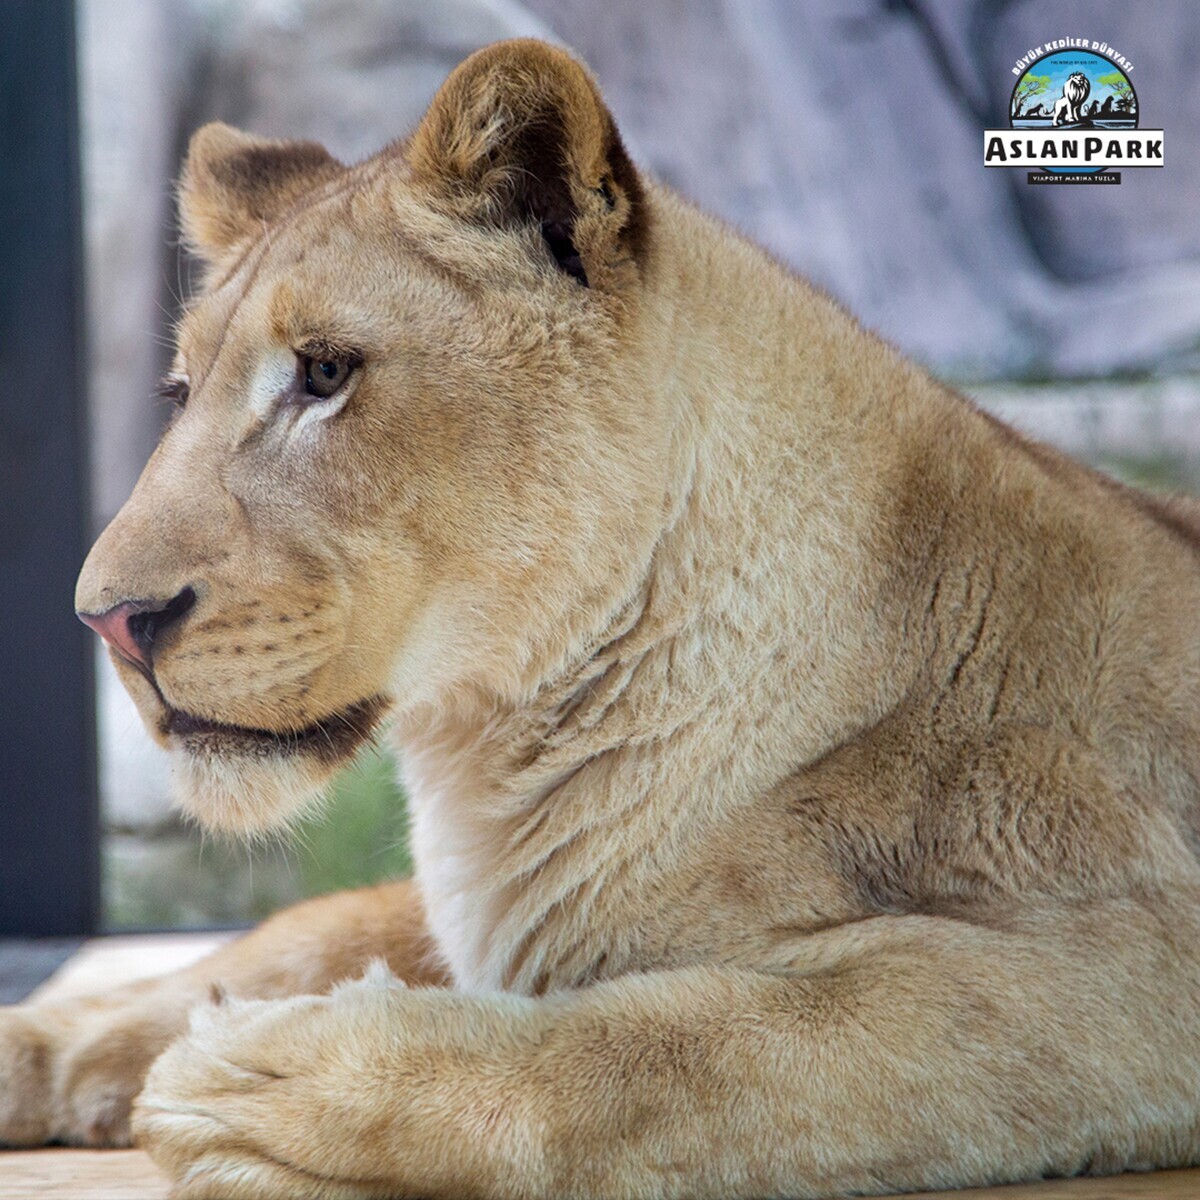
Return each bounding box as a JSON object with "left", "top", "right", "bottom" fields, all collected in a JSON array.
[{"left": 2, "top": 38, "right": 1199, "bottom": 1200}]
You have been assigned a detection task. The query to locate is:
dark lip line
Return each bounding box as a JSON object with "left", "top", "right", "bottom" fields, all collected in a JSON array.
[
  {"left": 163, "top": 695, "right": 390, "bottom": 763},
  {"left": 104, "top": 644, "right": 390, "bottom": 762}
]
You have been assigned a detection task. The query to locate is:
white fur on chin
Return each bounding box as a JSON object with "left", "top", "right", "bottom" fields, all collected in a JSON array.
[{"left": 169, "top": 744, "right": 335, "bottom": 836}]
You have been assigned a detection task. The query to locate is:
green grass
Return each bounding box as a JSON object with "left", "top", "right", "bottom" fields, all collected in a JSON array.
[
  {"left": 102, "top": 743, "right": 412, "bottom": 930},
  {"left": 295, "top": 743, "right": 412, "bottom": 895},
  {"left": 1096, "top": 452, "right": 1200, "bottom": 496}
]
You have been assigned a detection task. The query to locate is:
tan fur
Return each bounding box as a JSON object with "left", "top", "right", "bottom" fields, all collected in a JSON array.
[{"left": 3, "top": 39, "right": 1199, "bottom": 1198}]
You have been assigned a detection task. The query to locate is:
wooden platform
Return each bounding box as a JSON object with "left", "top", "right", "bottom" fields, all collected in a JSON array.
[
  {"left": 3, "top": 936, "right": 1198, "bottom": 1199},
  {"left": 4, "top": 1148, "right": 170, "bottom": 1200},
  {"left": 4, "top": 1149, "right": 1198, "bottom": 1200}
]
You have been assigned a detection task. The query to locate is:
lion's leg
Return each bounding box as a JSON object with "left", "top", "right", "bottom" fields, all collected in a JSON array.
[
  {"left": 134, "top": 895, "right": 1200, "bottom": 1200},
  {"left": 0, "top": 877, "right": 442, "bottom": 1147}
]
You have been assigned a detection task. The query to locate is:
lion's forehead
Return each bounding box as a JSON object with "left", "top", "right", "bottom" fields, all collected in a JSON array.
[{"left": 178, "top": 207, "right": 476, "bottom": 378}]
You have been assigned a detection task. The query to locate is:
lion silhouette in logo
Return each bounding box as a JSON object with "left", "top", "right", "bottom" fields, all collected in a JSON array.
[{"left": 1052, "top": 72, "right": 1091, "bottom": 125}]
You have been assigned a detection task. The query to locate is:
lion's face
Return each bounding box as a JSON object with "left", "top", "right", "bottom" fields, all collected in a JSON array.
[
  {"left": 76, "top": 42, "right": 661, "bottom": 833},
  {"left": 1066, "top": 73, "right": 1090, "bottom": 104}
]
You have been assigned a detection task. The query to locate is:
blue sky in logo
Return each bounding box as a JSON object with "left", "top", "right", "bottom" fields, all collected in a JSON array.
[{"left": 1014, "top": 51, "right": 1135, "bottom": 115}]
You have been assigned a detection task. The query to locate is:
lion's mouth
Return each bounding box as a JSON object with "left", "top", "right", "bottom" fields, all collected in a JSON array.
[{"left": 163, "top": 695, "right": 388, "bottom": 764}]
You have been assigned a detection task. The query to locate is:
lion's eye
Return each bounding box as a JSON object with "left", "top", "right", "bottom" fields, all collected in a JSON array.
[
  {"left": 156, "top": 375, "right": 190, "bottom": 409},
  {"left": 303, "top": 356, "right": 353, "bottom": 399}
]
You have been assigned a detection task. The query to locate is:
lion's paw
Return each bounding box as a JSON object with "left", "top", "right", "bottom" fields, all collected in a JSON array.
[
  {"left": 135, "top": 965, "right": 405, "bottom": 1199},
  {"left": 0, "top": 1008, "right": 54, "bottom": 1146},
  {"left": 132, "top": 1118, "right": 373, "bottom": 1200},
  {"left": 0, "top": 995, "right": 187, "bottom": 1147}
]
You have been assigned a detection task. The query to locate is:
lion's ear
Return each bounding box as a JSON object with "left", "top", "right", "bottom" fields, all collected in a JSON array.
[
  {"left": 179, "top": 123, "right": 344, "bottom": 271},
  {"left": 407, "top": 39, "right": 647, "bottom": 287}
]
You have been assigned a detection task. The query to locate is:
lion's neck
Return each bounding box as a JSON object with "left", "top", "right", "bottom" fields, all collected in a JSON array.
[{"left": 393, "top": 189, "right": 919, "bottom": 992}]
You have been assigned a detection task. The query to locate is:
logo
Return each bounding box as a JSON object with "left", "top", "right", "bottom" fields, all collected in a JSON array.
[{"left": 983, "top": 39, "right": 1163, "bottom": 184}]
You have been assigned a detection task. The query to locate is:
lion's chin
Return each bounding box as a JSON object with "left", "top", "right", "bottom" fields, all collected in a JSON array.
[
  {"left": 170, "top": 747, "right": 335, "bottom": 835},
  {"left": 162, "top": 696, "right": 390, "bottom": 836}
]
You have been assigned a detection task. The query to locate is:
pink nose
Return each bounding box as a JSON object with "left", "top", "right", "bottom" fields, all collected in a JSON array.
[
  {"left": 79, "top": 602, "right": 154, "bottom": 669},
  {"left": 77, "top": 588, "right": 197, "bottom": 672}
]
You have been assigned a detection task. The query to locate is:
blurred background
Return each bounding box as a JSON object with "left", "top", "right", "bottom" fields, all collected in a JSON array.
[{"left": 5, "top": 0, "right": 1200, "bottom": 932}]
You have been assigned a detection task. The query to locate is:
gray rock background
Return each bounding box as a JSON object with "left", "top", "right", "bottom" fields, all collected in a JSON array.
[
  {"left": 527, "top": 0, "right": 1200, "bottom": 380},
  {"left": 78, "top": 0, "right": 1200, "bottom": 927}
]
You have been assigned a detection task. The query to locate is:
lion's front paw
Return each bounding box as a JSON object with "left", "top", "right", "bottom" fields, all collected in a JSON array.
[
  {"left": 133, "top": 1102, "right": 369, "bottom": 1200},
  {"left": 135, "top": 968, "right": 405, "bottom": 1199},
  {"left": 0, "top": 999, "right": 170, "bottom": 1147},
  {"left": 0, "top": 1008, "right": 54, "bottom": 1145}
]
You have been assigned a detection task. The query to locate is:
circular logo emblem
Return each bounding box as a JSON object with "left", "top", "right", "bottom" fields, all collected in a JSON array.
[{"left": 1010, "top": 50, "right": 1137, "bottom": 175}]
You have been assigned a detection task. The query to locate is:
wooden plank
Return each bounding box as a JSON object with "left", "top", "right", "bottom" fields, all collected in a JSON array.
[
  {"left": 0, "top": 1149, "right": 168, "bottom": 1200},
  {"left": 29, "top": 933, "right": 234, "bottom": 1004},
  {"left": 1, "top": 1149, "right": 1197, "bottom": 1200}
]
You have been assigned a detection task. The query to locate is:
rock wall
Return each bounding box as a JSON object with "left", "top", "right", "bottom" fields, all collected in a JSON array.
[{"left": 523, "top": 0, "right": 1200, "bottom": 380}]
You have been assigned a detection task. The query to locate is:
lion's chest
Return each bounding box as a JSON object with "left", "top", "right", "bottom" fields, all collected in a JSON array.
[{"left": 403, "top": 776, "right": 503, "bottom": 990}]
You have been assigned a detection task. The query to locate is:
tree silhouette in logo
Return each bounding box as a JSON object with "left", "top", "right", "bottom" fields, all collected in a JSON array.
[
  {"left": 1096, "top": 71, "right": 1137, "bottom": 117},
  {"left": 1012, "top": 73, "right": 1051, "bottom": 119}
]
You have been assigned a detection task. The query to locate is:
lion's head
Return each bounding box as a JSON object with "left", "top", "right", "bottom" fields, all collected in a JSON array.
[
  {"left": 76, "top": 41, "right": 663, "bottom": 834},
  {"left": 1065, "top": 72, "right": 1090, "bottom": 105}
]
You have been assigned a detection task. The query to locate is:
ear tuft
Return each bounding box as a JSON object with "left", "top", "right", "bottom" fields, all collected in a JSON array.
[
  {"left": 407, "top": 39, "right": 647, "bottom": 286},
  {"left": 180, "top": 123, "right": 344, "bottom": 271}
]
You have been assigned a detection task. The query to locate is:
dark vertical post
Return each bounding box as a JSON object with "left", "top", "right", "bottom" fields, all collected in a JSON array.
[{"left": 0, "top": 0, "right": 99, "bottom": 935}]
